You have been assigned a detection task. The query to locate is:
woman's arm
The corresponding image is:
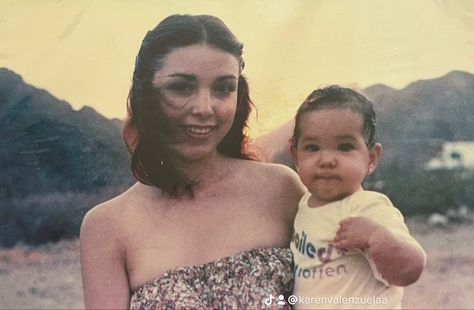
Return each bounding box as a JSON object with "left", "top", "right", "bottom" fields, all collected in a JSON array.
[
  {"left": 80, "top": 204, "right": 131, "bottom": 309},
  {"left": 264, "top": 163, "right": 306, "bottom": 245}
]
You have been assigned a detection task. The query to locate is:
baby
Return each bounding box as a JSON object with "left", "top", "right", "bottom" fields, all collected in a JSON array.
[{"left": 289, "top": 85, "right": 426, "bottom": 309}]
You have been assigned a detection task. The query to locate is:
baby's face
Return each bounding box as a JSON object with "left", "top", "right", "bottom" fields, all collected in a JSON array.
[{"left": 292, "top": 107, "right": 378, "bottom": 207}]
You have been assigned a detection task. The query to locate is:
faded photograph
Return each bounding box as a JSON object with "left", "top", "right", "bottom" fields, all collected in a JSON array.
[{"left": 1, "top": 1, "right": 473, "bottom": 309}]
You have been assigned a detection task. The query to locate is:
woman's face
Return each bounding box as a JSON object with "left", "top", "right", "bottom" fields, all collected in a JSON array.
[{"left": 152, "top": 44, "right": 240, "bottom": 162}]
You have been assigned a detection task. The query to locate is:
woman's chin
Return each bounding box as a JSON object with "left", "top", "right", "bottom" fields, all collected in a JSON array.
[{"left": 170, "top": 146, "right": 218, "bottom": 163}]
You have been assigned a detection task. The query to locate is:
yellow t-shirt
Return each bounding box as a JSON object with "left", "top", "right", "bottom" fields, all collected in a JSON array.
[{"left": 290, "top": 190, "right": 425, "bottom": 309}]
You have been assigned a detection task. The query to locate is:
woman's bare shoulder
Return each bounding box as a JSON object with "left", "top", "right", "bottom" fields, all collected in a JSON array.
[
  {"left": 236, "top": 160, "right": 305, "bottom": 197},
  {"left": 243, "top": 160, "right": 302, "bottom": 184},
  {"left": 83, "top": 184, "right": 136, "bottom": 220},
  {"left": 80, "top": 185, "right": 150, "bottom": 308},
  {"left": 80, "top": 183, "right": 157, "bottom": 242},
  {"left": 233, "top": 160, "right": 304, "bottom": 223}
]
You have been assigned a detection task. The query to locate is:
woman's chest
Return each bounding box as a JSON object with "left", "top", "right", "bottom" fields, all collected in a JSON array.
[{"left": 124, "top": 194, "right": 289, "bottom": 291}]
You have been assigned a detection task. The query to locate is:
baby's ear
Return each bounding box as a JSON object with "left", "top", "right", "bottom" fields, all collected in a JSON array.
[{"left": 368, "top": 143, "right": 383, "bottom": 172}]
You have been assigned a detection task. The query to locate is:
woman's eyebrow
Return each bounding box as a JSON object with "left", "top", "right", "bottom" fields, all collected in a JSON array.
[
  {"left": 160, "top": 73, "right": 237, "bottom": 81},
  {"left": 166, "top": 73, "right": 195, "bottom": 79},
  {"left": 216, "top": 75, "right": 238, "bottom": 81}
]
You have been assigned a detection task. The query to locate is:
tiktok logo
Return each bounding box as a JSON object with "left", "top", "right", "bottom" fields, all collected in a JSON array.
[
  {"left": 264, "top": 294, "right": 287, "bottom": 307},
  {"left": 264, "top": 294, "right": 275, "bottom": 306}
]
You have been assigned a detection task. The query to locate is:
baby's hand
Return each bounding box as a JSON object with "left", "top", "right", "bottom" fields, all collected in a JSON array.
[{"left": 333, "top": 217, "right": 382, "bottom": 250}]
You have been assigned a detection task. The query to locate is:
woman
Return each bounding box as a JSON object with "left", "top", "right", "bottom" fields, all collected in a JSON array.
[{"left": 80, "top": 14, "right": 305, "bottom": 309}]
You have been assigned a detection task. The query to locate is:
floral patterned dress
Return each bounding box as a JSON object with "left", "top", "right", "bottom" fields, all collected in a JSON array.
[{"left": 130, "top": 247, "right": 294, "bottom": 309}]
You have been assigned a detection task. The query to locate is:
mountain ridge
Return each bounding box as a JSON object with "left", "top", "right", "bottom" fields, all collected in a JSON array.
[
  {"left": 1, "top": 67, "right": 473, "bottom": 246},
  {"left": 0, "top": 67, "right": 133, "bottom": 200},
  {"left": 254, "top": 69, "right": 474, "bottom": 169}
]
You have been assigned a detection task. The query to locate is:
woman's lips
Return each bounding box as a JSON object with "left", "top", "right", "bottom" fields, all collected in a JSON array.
[
  {"left": 186, "top": 126, "right": 214, "bottom": 134},
  {"left": 183, "top": 125, "right": 215, "bottom": 139}
]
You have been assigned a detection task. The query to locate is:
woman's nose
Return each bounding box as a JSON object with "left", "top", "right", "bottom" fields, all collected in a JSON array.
[{"left": 190, "top": 89, "right": 213, "bottom": 117}]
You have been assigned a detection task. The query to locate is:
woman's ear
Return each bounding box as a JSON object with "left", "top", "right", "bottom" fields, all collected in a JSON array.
[
  {"left": 367, "top": 143, "right": 383, "bottom": 174},
  {"left": 290, "top": 142, "right": 299, "bottom": 169},
  {"left": 123, "top": 117, "right": 139, "bottom": 154}
]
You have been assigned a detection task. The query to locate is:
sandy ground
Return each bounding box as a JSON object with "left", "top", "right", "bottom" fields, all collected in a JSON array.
[
  {"left": 0, "top": 220, "right": 473, "bottom": 309},
  {"left": 402, "top": 220, "right": 474, "bottom": 309}
]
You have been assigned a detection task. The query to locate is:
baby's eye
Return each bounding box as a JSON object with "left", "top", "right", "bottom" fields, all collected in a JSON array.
[
  {"left": 338, "top": 143, "right": 355, "bottom": 152},
  {"left": 213, "top": 82, "right": 236, "bottom": 95},
  {"left": 303, "top": 144, "right": 320, "bottom": 152}
]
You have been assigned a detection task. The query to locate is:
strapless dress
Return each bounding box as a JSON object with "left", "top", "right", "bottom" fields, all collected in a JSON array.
[{"left": 130, "top": 247, "right": 294, "bottom": 309}]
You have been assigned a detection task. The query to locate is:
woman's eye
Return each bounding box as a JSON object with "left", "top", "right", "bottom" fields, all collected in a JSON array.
[
  {"left": 304, "top": 144, "right": 319, "bottom": 152},
  {"left": 166, "top": 82, "right": 195, "bottom": 93},
  {"left": 338, "top": 143, "right": 354, "bottom": 152},
  {"left": 213, "top": 82, "right": 236, "bottom": 94}
]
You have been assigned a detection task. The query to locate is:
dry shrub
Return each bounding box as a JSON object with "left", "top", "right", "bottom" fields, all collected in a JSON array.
[{"left": 0, "top": 186, "right": 125, "bottom": 248}]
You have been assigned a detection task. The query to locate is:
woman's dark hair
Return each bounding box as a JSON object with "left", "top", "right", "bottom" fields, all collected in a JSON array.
[
  {"left": 292, "top": 85, "right": 377, "bottom": 148},
  {"left": 124, "top": 14, "right": 254, "bottom": 194}
]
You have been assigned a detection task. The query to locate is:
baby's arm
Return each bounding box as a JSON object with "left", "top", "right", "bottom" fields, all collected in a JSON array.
[{"left": 333, "top": 216, "right": 425, "bottom": 286}]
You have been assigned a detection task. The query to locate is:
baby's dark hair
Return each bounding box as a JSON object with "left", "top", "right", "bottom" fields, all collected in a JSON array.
[{"left": 292, "top": 85, "right": 377, "bottom": 148}]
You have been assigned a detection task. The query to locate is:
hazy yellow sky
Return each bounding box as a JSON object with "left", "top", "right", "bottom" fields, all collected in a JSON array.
[{"left": 1, "top": 0, "right": 474, "bottom": 135}]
